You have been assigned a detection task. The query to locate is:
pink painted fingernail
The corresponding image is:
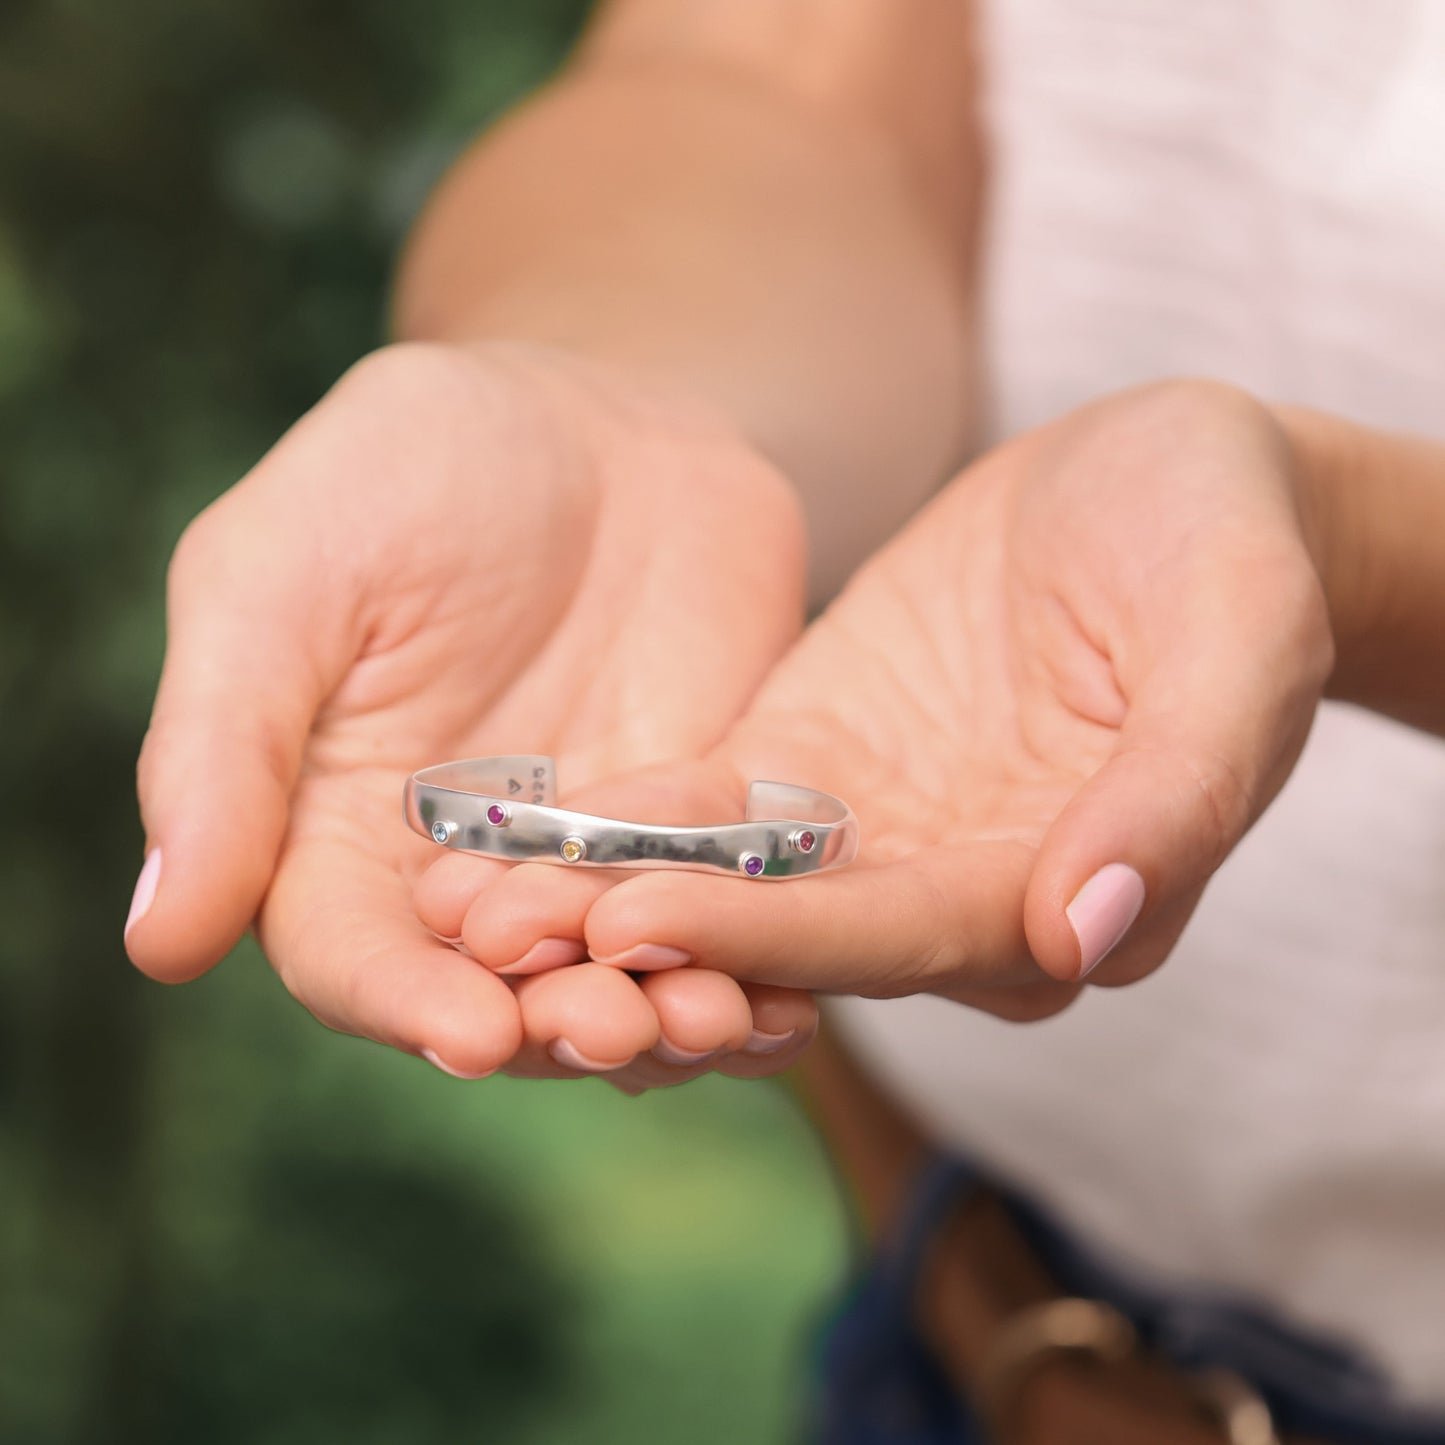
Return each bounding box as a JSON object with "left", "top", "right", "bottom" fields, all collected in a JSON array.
[
  {"left": 495, "top": 937, "right": 587, "bottom": 976},
  {"left": 743, "top": 1027, "right": 797, "bottom": 1056},
  {"left": 125, "top": 849, "right": 162, "bottom": 941},
  {"left": 422, "top": 1048, "right": 496, "bottom": 1080},
  {"left": 593, "top": 943, "right": 692, "bottom": 971},
  {"left": 548, "top": 1038, "right": 629, "bottom": 1074},
  {"left": 652, "top": 1037, "right": 716, "bottom": 1068},
  {"left": 1066, "top": 863, "right": 1146, "bottom": 978}
]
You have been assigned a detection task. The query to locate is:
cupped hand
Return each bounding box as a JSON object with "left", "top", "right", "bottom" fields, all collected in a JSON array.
[
  {"left": 410, "top": 761, "right": 818, "bottom": 1087},
  {"left": 443, "top": 380, "right": 1334, "bottom": 1020},
  {"left": 125, "top": 341, "right": 814, "bottom": 1078}
]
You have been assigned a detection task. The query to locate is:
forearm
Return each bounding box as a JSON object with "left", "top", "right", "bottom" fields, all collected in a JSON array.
[
  {"left": 1284, "top": 406, "right": 1445, "bottom": 737},
  {"left": 393, "top": 1, "right": 981, "bottom": 600}
]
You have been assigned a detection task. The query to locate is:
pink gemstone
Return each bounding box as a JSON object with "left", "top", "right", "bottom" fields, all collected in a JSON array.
[
  {"left": 486, "top": 804, "right": 506, "bottom": 826},
  {"left": 744, "top": 854, "right": 765, "bottom": 876},
  {"left": 796, "top": 830, "right": 816, "bottom": 853}
]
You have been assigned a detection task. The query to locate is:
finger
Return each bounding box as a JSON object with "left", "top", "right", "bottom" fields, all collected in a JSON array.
[
  {"left": 585, "top": 837, "right": 1040, "bottom": 1001},
  {"left": 713, "top": 1028, "right": 817, "bottom": 1079},
  {"left": 504, "top": 963, "right": 661, "bottom": 1077},
  {"left": 412, "top": 850, "right": 513, "bottom": 941},
  {"left": 737, "top": 981, "right": 818, "bottom": 1054},
  {"left": 459, "top": 862, "right": 613, "bottom": 974},
  {"left": 128, "top": 471, "right": 359, "bottom": 983},
  {"left": 711, "top": 982, "right": 820, "bottom": 1080},
  {"left": 1023, "top": 565, "right": 1330, "bottom": 983},
  {"left": 261, "top": 840, "right": 524, "bottom": 1078},
  {"left": 1078, "top": 890, "right": 1201, "bottom": 990},
  {"left": 602, "top": 970, "right": 751, "bottom": 1091},
  {"left": 600, "top": 980, "right": 817, "bottom": 1094},
  {"left": 640, "top": 968, "right": 753, "bottom": 1064},
  {"left": 455, "top": 759, "right": 746, "bottom": 973}
]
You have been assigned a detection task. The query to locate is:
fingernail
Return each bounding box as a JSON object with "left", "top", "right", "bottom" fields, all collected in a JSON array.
[
  {"left": 430, "top": 933, "right": 478, "bottom": 960},
  {"left": 421, "top": 1048, "right": 496, "bottom": 1081},
  {"left": 549, "top": 1038, "right": 629, "bottom": 1074},
  {"left": 496, "top": 937, "right": 587, "bottom": 976},
  {"left": 652, "top": 1036, "right": 716, "bottom": 1068},
  {"left": 592, "top": 943, "right": 692, "bottom": 971},
  {"left": 743, "top": 1027, "right": 797, "bottom": 1056},
  {"left": 1066, "top": 863, "right": 1146, "bottom": 978},
  {"left": 125, "top": 849, "right": 162, "bottom": 941}
]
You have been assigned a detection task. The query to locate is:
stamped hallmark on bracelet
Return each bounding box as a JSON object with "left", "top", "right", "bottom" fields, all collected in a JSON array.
[{"left": 403, "top": 755, "right": 858, "bottom": 880}]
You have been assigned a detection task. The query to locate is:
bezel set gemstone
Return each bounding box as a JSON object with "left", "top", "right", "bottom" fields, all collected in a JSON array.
[
  {"left": 741, "top": 852, "right": 766, "bottom": 877},
  {"left": 560, "top": 836, "right": 587, "bottom": 863},
  {"left": 485, "top": 802, "right": 509, "bottom": 827},
  {"left": 430, "top": 820, "right": 454, "bottom": 845},
  {"left": 793, "top": 829, "right": 817, "bottom": 854}
]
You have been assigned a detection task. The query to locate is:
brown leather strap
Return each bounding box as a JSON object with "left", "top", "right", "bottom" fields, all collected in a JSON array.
[{"left": 795, "top": 1028, "right": 1324, "bottom": 1444}]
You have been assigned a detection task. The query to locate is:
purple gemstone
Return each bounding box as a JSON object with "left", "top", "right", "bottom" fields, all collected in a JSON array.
[
  {"left": 796, "top": 830, "right": 816, "bottom": 854},
  {"left": 486, "top": 803, "right": 506, "bottom": 826},
  {"left": 743, "top": 854, "right": 765, "bottom": 877}
]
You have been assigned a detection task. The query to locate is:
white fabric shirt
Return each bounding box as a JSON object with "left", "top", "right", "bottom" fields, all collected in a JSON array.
[{"left": 830, "top": 0, "right": 1445, "bottom": 1408}]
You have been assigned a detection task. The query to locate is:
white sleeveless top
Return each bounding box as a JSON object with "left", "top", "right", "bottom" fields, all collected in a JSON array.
[{"left": 830, "top": 0, "right": 1445, "bottom": 1408}]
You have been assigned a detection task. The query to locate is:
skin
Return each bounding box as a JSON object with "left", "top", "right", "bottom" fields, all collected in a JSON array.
[
  {"left": 423, "top": 379, "right": 1338, "bottom": 1019},
  {"left": 126, "top": 340, "right": 818, "bottom": 1079},
  {"left": 429, "top": 378, "right": 1445, "bottom": 1021},
  {"left": 398, "top": 0, "right": 980, "bottom": 598},
  {"left": 127, "top": 0, "right": 981, "bottom": 1089}
]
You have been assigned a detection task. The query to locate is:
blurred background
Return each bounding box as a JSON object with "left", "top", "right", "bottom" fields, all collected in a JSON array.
[{"left": 0, "top": 2, "right": 848, "bottom": 1441}]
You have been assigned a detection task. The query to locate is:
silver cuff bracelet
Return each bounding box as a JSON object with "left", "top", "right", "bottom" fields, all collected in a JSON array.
[{"left": 404, "top": 755, "right": 858, "bottom": 880}]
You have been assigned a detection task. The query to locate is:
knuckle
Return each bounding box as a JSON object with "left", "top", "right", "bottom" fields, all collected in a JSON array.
[
  {"left": 332, "top": 342, "right": 518, "bottom": 437},
  {"left": 167, "top": 502, "right": 228, "bottom": 592},
  {"left": 134, "top": 722, "right": 163, "bottom": 798},
  {"left": 1177, "top": 747, "right": 1254, "bottom": 870}
]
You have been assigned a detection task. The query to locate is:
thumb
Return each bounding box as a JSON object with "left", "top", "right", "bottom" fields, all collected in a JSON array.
[
  {"left": 125, "top": 494, "right": 356, "bottom": 981},
  {"left": 1023, "top": 575, "right": 1331, "bottom": 984}
]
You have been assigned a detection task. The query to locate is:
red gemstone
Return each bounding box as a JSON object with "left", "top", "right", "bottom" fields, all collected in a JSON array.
[
  {"left": 796, "top": 830, "right": 816, "bottom": 853},
  {"left": 486, "top": 803, "right": 506, "bottom": 826}
]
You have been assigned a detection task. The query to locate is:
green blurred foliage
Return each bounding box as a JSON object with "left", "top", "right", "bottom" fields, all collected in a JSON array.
[{"left": 0, "top": 3, "right": 849, "bottom": 1441}]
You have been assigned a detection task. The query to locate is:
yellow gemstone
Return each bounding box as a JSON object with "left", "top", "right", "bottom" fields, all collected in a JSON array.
[{"left": 560, "top": 838, "right": 586, "bottom": 863}]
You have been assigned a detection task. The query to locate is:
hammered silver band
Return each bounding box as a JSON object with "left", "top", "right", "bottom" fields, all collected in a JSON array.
[{"left": 404, "top": 755, "right": 857, "bottom": 880}]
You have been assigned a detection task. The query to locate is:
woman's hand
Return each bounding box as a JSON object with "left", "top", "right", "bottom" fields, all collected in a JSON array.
[
  {"left": 125, "top": 341, "right": 815, "bottom": 1078},
  {"left": 445, "top": 380, "right": 1335, "bottom": 1020}
]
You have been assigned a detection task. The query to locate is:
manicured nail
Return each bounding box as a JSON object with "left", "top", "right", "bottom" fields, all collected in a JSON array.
[
  {"left": 1066, "top": 863, "right": 1146, "bottom": 978},
  {"left": 125, "top": 849, "right": 162, "bottom": 941},
  {"left": 592, "top": 943, "right": 692, "bottom": 971},
  {"left": 652, "top": 1036, "right": 716, "bottom": 1068},
  {"left": 421, "top": 1048, "right": 495, "bottom": 1080},
  {"left": 549, "top": 1038, "right": 629, "bottom": 1074},
  {"left": 743, "top": 1027, "right": 797, "bottom": 1056},
  {"left": 496, "top": 937, "right": 587, "bottom": 976}
]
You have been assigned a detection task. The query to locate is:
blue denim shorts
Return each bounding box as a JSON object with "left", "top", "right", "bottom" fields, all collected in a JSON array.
[{"left": 806, "top": 1157, "right": 1445, "bottom": 1445}]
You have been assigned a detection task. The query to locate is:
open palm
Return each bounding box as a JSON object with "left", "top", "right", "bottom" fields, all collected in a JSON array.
[
  {"left": 448, "top": 382, "right": 1334, "bottom": 1020},
  {"left": 127, "top": 342, "right": 814, "bottom": 1076}
]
